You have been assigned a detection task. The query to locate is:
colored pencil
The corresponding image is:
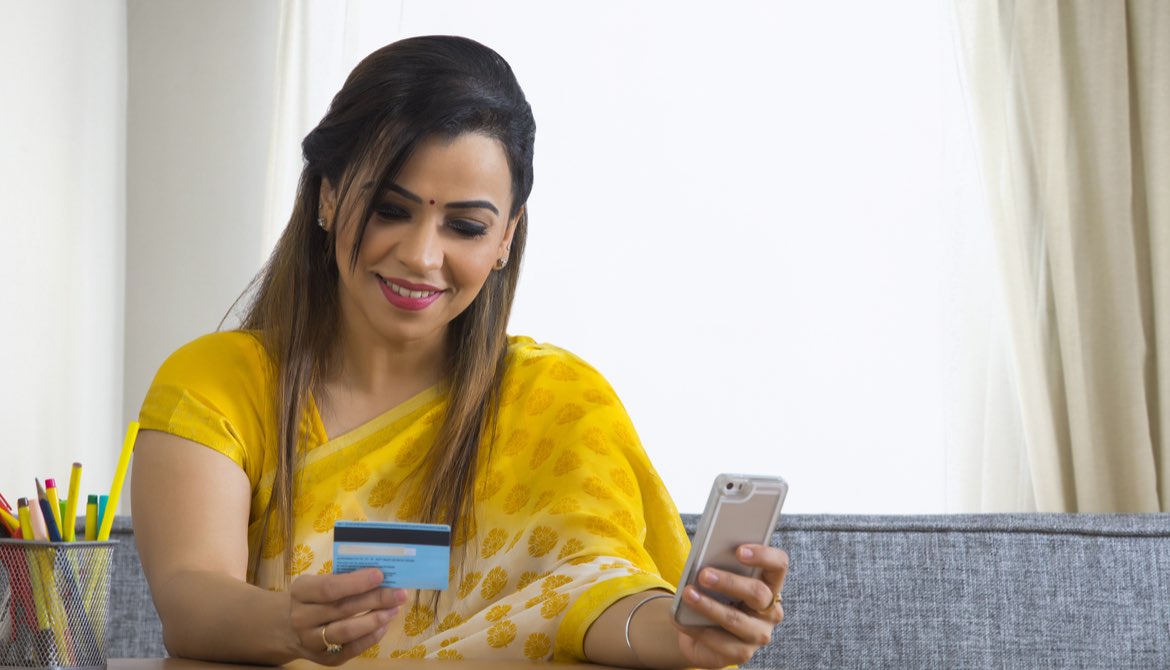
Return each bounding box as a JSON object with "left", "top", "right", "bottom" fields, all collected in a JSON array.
[
  {"left": 64, "top": 463, "right": 82, "bottom": 541},
  {"left": 37, "top": 498, "right": 63, "bottom": 543},
  {"left": 98, "top": 421, "right": 139, "bottom": 541},
  {"left": 44, "top": 478, "right": 64, "bottom": 533},
  {"left": 27, "top": 495, "right": 49, "bottom": 541},
  {"left": 0, "top": 506, "right": 19, "bottom": 538},
  {"left": 85, "top": 495, "right": 98, "bottom": 541}
]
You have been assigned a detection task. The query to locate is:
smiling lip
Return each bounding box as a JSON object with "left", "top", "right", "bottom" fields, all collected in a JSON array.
[{"left": 377, "top": 275, "right": 444, "bottom": 311}]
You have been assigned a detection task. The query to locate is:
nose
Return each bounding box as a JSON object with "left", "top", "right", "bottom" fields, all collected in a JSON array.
[{"left": 396, "top": 219, "right": 443, "bottom": 274}]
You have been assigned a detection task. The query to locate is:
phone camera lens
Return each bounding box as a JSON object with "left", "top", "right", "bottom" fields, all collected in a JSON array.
[{"left": 725, "top": 483, "right": 734, "bottom": 491}]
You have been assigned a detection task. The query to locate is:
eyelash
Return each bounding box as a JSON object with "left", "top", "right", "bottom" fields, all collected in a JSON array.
[
  {"left": 449, "top": 220, "right": 489, "bottom": 238},
  {"left": 373, "top": 204, "right": 488, "bottom": 239}
]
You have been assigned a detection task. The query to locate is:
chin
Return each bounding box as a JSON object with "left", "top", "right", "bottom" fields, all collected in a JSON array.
[{"left": 374, "top": 320, "right": 445, "bottom": 347}]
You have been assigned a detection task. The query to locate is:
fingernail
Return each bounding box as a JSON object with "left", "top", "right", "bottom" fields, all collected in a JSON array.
[
  {"left": 701, "top": 570, "right": 718, "bottom": 586},
  {"left": 686, "top": 588, "right": 701, "bottom": 602},
  {"left": 740, "top": 547, "right": 755, "bottom": 560}
]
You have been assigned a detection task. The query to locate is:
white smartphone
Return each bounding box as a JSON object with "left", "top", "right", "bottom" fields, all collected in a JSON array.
[{"left": 672, "top": 473, "right": 788, "bottom": 626}]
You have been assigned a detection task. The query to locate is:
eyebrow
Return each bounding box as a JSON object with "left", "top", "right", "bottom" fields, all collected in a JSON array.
[
  {"left": 370, "top": 182, "right": 500, "bottom": 216},
  {"left": 381, "top": 183, "right": 422, "bottom": 204},
  {"left": 445, "top": 200, "right": 500, "bottom": 216}
]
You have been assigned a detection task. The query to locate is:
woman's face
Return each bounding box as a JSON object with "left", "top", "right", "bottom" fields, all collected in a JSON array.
[{"left": 323, "top": 132, "right": 520, "bottom": 351}]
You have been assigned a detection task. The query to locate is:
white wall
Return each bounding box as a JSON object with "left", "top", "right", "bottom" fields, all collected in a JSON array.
[
  {"left": 266, "top": 0, "right": 988, "bottom": 513},
  {"left": 487, "top": 1, "right": 975, "bottom": 514},
  {"left": 4, "top": 0, "right": 990, "bottom": 517},
  {"left": 0, "top": 1, "right": 126, "bottom": 508},
  {"left": 120, "top": 0, "right": 279, "bottom": 511},
  {"left": 122, "top": 0, "right": 279, "bottom": 430}
]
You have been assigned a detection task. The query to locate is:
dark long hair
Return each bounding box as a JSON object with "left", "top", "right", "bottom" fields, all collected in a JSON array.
[{"left": 239, "top": 36, "right": 535, "bottom": 580}]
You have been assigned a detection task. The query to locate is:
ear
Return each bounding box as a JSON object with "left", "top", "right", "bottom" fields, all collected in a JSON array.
[
  {"left": 499, "top": 205, "right": 524, "bottom": 258},
  {"left": 319, "top": 177, "right": 338, "bottom": 229}
]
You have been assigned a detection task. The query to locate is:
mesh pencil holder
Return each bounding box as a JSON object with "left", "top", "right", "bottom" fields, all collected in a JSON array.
[{"left": 0, "top": 540, "right": 117, "bottom": 670}]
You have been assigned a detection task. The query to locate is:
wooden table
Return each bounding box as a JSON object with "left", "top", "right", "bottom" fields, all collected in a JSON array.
[{"left": 110, "top": 657, "right": 618, "bottom": 670}]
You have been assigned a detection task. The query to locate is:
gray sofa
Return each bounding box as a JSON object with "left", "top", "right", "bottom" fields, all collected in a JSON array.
[{"left": 108, "top": 514, "right": 1170, "bottom": 668}]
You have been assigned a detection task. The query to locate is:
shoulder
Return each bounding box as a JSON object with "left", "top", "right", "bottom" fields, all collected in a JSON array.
[
  {"left": 504, "top": 336, "right": 609, "bottom": 383},
  {"left": 149, "top": 330, "right": 274, "bottom": 401},
  {"left": 503, "top": 336, "right": 621, "bottom": 402},
  {"left": 498, "top": 335, "right": 625, "bottom": 422},
  {"left": 140, "top": 330, "right": 275, "bottom": 480}
]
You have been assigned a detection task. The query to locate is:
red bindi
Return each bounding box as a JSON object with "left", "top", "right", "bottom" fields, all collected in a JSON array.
[{"left": 429, "top": 199, "right": 435, "bottom": 205}]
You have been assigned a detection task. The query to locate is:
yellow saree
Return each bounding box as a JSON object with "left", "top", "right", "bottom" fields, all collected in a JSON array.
[{"left": 139, "top": 331, "right": 689, "bottom": 661}]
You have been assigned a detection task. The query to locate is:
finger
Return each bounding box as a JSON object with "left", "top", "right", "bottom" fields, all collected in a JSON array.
[
  {"left": 323, "top": 608, "right": 396, "bottom": 647},
  {"left": 291, "top": 568, "right": 385, "bottom": 604},
  {"left": 737, "top": 545, "right": 789, "bottom": 594},
  {"left": 677, "top": 585, "right": 774, "bottom": 647},
  {"left": 674, "top": 624, "right": 761, "bottom": 667},
  {"left": 290, "top": 582, "right": 407, "bottom": 631},
  {"left": 696, "top": 566, "right": 776, "bottom": 614},
  {"left": 311, "top": 620, "right": 392, "bottom": 666},
  {"left": 293, "top": 590, "right": 408, "bottom": 637},
  {"left": 304, "top": 607, "right": 398, "bottom": 659},
  {"left": 314, "top": 585, "right": 408, "bottom": 624}
]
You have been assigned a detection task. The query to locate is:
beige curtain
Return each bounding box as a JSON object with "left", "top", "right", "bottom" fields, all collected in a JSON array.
[
  {"left": 954, "top": 0, "right": 1169, "bottom": 512},
  {"left": 262, "top": 0, "right": 406, "bottom": 254}
]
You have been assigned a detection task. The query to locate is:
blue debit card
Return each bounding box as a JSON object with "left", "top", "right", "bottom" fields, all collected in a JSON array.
[{"left": 332, "top": 520, "right": 450, "bottom": 591}]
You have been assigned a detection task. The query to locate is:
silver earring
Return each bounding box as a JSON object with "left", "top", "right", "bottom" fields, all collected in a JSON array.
[
  {"left": 317, "top": 216, "right": 327, "bottom": 230},
  {"left": 495, "top": 257, "right": 508, "bottom": 270}
]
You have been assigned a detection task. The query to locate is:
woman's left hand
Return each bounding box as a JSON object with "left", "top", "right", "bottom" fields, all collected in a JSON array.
[{"left": 673, "top": 544, "right": 789, "bottom": 669}]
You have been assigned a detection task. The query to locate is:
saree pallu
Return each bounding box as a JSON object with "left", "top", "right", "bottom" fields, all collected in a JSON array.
[{"left": 140, "top": 331, "right": 690, "bottom": 661}]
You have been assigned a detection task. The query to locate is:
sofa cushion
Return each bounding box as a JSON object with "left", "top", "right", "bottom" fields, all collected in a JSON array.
[
  {"left": 108, "top": 516, "right": 165, "bottom": 658},
  {"left": 680, "top": 513, "right": 1170, "bottom": 669},
  {"left": 107, "top": 514, "right": 1170, "bottom": 667}
]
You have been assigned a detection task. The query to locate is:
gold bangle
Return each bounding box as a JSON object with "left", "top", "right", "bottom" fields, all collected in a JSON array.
[{"left": 623, "top": 593, "right": 673, "bottom": 665}]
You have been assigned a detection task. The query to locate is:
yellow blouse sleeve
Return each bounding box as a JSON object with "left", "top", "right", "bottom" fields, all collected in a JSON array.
[
  {"left": 480, "top": 338, "right": 691, "bottom": 662},
  {"left": 137, "top": 331, "right": 274, "bottom": 487}
]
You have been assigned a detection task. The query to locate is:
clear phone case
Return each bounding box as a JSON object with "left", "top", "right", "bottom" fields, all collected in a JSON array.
[{"left": 671, "top": 473, "right": 787, "bottom": 627}]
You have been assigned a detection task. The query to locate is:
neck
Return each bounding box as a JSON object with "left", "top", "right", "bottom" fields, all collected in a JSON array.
[
  {"left": 315, "top": 320, "right": 447, "bottom": 439},
  {"left": 329, "top": 324, "right": 447, "bottom": 395}
]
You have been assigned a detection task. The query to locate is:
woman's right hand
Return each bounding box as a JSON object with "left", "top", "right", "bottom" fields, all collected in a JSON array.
[{"left": 288, "top": 567, "right": 409, "bottom": 664}]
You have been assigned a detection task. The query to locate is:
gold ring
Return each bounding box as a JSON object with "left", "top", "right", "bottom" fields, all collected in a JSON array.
[
  {"left": 322, "top": 624, "right": 343, "bottom": 654},
  {"left": 753, "top": 590, "right": 783, "bottom": 614},
  {"left": 757, "top": 591, "right": 781, "bottom": 612}
]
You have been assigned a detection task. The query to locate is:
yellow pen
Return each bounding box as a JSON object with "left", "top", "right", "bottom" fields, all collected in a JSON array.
[
  {"left": 44, "top": 478, "right": 64, "bottom": 534},
  {"left": 17, "top": 498, "right": 34, "bottom": 540},
  {"left": 98, "top": 421, "right": 139, "bottom": 541},
  {"left": 64, "top": 462, "right": 82, "bottom": 541},
  {"left": 85, "top": 494, "right": 98, "bottom": 541}
]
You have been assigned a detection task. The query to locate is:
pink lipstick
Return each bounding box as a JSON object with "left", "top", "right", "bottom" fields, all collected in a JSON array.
[{"left": 377, "top": 275, "right": 444, "bottom": 311}]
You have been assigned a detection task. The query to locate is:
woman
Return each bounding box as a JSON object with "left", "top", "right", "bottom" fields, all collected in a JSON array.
[{"left": 131, "top": 36, "right": 787, "bottom": 668}]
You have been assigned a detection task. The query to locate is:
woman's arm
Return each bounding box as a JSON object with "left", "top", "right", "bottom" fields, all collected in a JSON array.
[
  {"left": 583, "top": 590, "right": 688, "bottom": 668},
  {"left": 131, "top": 430, "right": 404, "bottom": 665},
  {"left": 583, "top": 544, "right": 789, "bottom": 669}
]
